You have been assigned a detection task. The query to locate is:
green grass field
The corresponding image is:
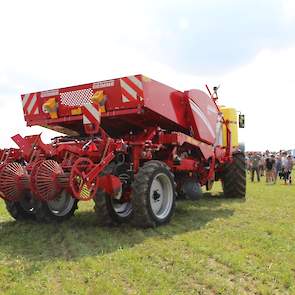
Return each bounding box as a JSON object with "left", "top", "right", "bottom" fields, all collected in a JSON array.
[{"left": 0, "top": 174, "right": 295, "bottom": 295}]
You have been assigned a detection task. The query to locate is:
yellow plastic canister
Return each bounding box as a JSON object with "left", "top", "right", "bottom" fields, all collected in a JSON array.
[{"left": 220, "top": 107, "right": 238, "bottom": 148}]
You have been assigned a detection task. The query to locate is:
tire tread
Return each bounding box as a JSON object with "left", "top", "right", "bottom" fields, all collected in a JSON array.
[{"left": 221, "top": 152, "right": 246, "bottom": 199}]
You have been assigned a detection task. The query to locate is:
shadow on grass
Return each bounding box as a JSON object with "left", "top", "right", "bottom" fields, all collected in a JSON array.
[
  {"left": 0, "top": 194, "right": 237, "bottom": 263},
  {"left": 202, "top": 192, "right": 247, "bottom": 203}
]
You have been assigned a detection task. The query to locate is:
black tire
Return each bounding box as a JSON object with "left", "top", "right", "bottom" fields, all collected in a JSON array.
[
  {"left": 4, "top": 192, "right": 36, "bottom": 220},
  {"left": 221, "top": 152, "right": 246, "bottom": 198},
  {"left": 131, "top": 161, "right": 176, "bottom": 228},
  {"left": 182, "top": 178, "right": 203, "bottom": 201},
  {"left": 94, "top": 190, "right": 132, "bottom": 226},
  {"left": 33, "top": 191, "right": 78, "bottom": 223},
  {"left": 94, "top": 162, "right": 133, "bottom": 226}
]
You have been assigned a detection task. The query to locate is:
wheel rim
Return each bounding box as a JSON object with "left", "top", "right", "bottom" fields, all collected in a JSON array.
[
  {"left": 47, "top": 190, "right": 75, "bottom": 217},
  {"left": 109, "top": 170, "right": 132, "bottom": 218},
  {"left": 150, "top": 172, "right": 173, "bottom": 220},
  {"left": 111, "top": 199, "right": 132, "bottom": 218}
]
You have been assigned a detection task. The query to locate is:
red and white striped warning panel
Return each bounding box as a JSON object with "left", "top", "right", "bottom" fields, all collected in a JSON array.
[
  {"left": 120, "top": 76, "right": 143, "bottom": 103},
  {"left": 82, "top": 103, "right": 101, "bottom": 126},
  {"left": 22, "top": 93, "right": 40, "bottom": 115}
]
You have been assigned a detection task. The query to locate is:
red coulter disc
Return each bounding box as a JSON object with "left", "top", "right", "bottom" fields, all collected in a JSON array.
[
  {"left": 0, "top": 162, "right": 28, "bottom": 201},
  {"left": 31, "top": 160, "right": 65, "bottom": 201},
  {"left": 70, "top": 157, "right": 98, "bottom": 201}
]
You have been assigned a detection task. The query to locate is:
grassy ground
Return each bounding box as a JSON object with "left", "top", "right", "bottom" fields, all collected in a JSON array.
[{"left": 0, "top": 174, "right": 295, "bottom": 295}]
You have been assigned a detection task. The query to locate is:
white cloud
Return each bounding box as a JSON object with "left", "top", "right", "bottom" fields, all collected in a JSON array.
[
  {"left": 282, "top": 0, "right": 295, "bottom": 23},
  {"left": 178, "top": 18, "right": 190, "bottom": 31},
  {"left": 221, "top": 48, "right": 295, "bottom": 151}
]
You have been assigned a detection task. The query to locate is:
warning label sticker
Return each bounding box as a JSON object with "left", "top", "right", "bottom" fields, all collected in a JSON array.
[{"left": 93, "top": 80, "right": 115, "bottom": 89}]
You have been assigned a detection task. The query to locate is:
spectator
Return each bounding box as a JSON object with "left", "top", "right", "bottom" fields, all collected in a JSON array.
[
  {"left": 265, "top": 154, "right": 275, "bottom": 184},
  {"left": 250, "top": 152, "right": 260, "bottom": 182},
  {"left": 281, "top": 152, "right": 288, "bottom": 184},
  {"left": 274, "top": 154, "right": 282, "bottom": 183},
  {"left": 282, "top": 155, "right": 293, "bottom": 185},
  {"left": 271, "top": 154, "right": 276, "bottom": 182},
  {"left": 281, "top": 151, "right": 287, "bottom": 167},
  {"left": 245, "top": 154, "right": 251, "bottom": 173},
  {"left": 259, "top": 154, "right": 265, "bottom": 176}
]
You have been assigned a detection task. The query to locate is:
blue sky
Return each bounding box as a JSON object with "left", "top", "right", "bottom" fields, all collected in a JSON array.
[{"left": 0, "top": 0, "right": 295, "bottom": 150}]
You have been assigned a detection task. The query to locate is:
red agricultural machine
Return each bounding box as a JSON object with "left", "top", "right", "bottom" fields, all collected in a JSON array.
[{"left": 0, "top": 75, "right": 246, "bottom": 227}]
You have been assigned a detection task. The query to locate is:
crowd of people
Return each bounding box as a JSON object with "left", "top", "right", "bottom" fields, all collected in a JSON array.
[{"left": 245, "top": 151, "right": 294, "bottom": 184}]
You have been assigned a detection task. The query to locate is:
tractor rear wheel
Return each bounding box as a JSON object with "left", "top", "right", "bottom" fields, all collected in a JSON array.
[
  {"left": 33, "top": 190, "right": 78, "bottom": 223},
  {"left": 221, "top": 152, "right": 246, "bottom": 198},
  {"left": 94, "top": 191, "right": 132, "bottom": 226},
  {"left": 5, "top": 192, "right": 36, "bottom": 220},
  {"left": 131, "top": 161, "right": 176, "bottom": 228}
]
